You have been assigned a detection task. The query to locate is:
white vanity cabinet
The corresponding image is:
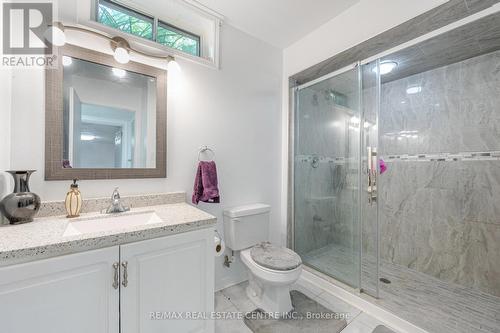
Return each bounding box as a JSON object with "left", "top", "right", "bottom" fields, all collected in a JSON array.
[
  {"left": 0, "top": 246, "right": 120, "bottom": 333},
  {"left": 0, "top": 228, "right": 214, "bottom": 333},
  {"left": 120, "top": 228, "right": 215, "bottom": 333}
]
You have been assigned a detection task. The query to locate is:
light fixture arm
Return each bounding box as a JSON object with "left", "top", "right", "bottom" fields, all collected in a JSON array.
[
  {"left": 110, "top": 36, "right": 130, "bottom": 51},
  {"left": 129, "top": 46, "right": 175, "bottom": 62}
]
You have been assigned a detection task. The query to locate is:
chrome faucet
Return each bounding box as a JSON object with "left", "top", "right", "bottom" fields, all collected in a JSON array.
[{"left": 106, "top": 188, "right": 130, "bottom": 214}]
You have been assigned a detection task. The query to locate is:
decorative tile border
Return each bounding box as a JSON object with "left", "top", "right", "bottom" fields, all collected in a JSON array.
[
  {"left": 381, "top": 151, "right": 500, "bottom": 162},
  {"left": 37, "top": 192, "right": 187, "bottom": 218},
  {"left": 295, "top": 155, "right": 348, "bottom": 165},
  {"left": 295, "top": 151, "right": 500, "bottom": 165}
]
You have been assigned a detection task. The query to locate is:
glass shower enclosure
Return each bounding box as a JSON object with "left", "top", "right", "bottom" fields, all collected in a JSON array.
[
  {"left": 292, "top": 61, "right": 380, "bottom": 297},
  {"left": 291, "top": 11, "right": 500, "bottom": 331}
]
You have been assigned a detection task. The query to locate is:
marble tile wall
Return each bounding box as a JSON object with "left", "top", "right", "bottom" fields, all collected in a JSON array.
[
  {"left": 380, "top": 49, "right": 500, "bottom": 154},
  {"left": 379, "top": 50, "right": 500, "bottom": 297}
]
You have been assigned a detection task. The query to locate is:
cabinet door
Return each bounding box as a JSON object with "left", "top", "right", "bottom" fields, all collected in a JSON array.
[
  {"left": 0, "top": 247, "right": 120, "bottom": 333},
  {"left": 120, "top": 228, "right": 215, "bottom": 333}
]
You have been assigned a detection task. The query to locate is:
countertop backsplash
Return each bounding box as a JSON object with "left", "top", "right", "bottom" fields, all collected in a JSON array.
[{"left": 37, "top": 192, "right": 187, "bottom": 218}]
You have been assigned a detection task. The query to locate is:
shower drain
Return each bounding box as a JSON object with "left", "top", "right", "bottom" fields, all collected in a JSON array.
[{"left": 379, "top": 277, "right": 391, "bottom": 284}]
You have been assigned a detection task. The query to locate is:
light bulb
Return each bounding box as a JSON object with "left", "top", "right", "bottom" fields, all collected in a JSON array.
[
  {"left": 113, "top": 47, "right": 130, "bottom": 64},
  {"left": 167, "top": 59, "right": 181, "bottom": 73},
  {"left": 62, "top": 56, "right": 72, "bottom": 66},
  {"left": 44, "top": 25, "right": 66, "bottom": 47}
]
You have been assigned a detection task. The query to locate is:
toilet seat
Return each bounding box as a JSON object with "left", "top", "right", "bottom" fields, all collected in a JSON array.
[
  {"left": 241, "top": 248, "right": 301, "bottom": 284},
  {"left": 250, "top": 242, "right": 302, "bottom": 271}
]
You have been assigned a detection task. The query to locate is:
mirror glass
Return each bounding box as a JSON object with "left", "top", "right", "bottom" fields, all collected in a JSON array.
[{"left": 62, "top": 57, "right": 156, "bottom": 169}]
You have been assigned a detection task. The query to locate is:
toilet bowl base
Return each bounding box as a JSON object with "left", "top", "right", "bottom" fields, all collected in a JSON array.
[{"left": 245, "top": 273, "right": 294, "bottom": 316}]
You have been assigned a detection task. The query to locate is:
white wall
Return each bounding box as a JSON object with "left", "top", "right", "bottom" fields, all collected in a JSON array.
[
  {"left": 283, "top": 0, "right": 448, "bottom": 77},
  {"left": 8, "top": 24, "right": 282, "bottom": 290},
  {"left": 0, "top": 68, "right": 12, "bottom": 226},
  {"left": 279, "top": 0, "right": 448, "bottom": 245}
]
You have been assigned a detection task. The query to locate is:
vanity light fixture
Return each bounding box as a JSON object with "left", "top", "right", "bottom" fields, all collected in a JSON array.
[
  {"left": 48, "top": 22, "right": 179, "bottom": 70},
  {"left": 45, "top": 22, "right": 66, "bottom": 47},
  {"left": 167, "top": 58, "right": 181, "bottom": 72},
  {"left": 110, "top": 37, "right": 130, "bottom": 64}
]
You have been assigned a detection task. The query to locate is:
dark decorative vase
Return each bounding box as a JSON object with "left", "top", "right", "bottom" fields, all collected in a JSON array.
[{"left": 0, "top": 170, "right": 41, "bottom": 224}]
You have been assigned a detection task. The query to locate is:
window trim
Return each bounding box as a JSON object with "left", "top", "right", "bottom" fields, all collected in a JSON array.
[{"left": 96, "top": 0, "right": 201, "bottom": 57}]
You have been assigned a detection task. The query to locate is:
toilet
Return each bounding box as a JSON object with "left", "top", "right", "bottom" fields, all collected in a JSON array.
[{"left": 223, "top": 204, "right": 302, "bottom": 314}]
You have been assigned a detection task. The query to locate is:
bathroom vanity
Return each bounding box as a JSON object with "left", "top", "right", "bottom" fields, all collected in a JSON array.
[{"left": 0, "top": 193, "right": 216, "bottom": 333}]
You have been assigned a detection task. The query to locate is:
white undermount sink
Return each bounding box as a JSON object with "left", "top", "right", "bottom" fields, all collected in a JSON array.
[{"left": 63, "top": 211, "right": 162, "bottom": 237}]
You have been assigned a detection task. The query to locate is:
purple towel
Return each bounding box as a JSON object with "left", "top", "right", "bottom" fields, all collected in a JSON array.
[
  {"left": 192, "top": 161, "right": 220, "bottom": 204},
  {"left": 379, "top": 159, "right": 387, "bottom": 174}
]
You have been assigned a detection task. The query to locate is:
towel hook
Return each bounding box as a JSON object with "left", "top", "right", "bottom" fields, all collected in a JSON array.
[{"left": 198, "top": 145, "right": 216, "bottom": 161}]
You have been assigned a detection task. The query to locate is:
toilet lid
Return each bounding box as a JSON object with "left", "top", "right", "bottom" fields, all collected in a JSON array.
[{"left": 250, "top": 242, "right": 302, "bottom": 271}]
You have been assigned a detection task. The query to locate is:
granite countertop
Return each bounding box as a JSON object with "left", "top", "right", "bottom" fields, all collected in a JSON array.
[{"left": 0, "top": 202, "right": 216, "bottom": 267}]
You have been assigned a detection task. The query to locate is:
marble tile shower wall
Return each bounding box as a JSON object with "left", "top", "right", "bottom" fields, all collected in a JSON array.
[
  {"left": 294, "top": 88, "right": 359, "bottom": 256},
  {"left": 379, "top": 50, "right": 500, "bottom": 297},
  {"left": 380, "top": 49, "right": 500, "bottom": 155}
]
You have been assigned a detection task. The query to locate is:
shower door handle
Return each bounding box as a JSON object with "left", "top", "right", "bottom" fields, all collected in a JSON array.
[{"left": 367, "top": 147, "right": 377, "bottom": 204}]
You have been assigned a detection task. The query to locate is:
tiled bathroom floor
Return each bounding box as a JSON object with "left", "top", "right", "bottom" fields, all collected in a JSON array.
[
  {"left": 303, "top": 243, "right": 500, "bottom": 333},
  {"left": 215, "top": 281, "right": 398, "bottom": 333}
]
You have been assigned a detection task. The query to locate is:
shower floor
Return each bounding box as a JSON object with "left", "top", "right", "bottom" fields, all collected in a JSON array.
[
  {"left": 302, "top": 244, "right": 500, "bottom": 333},
  {"left": 302, "top": 243, "right": 359, "bottom": 285}
]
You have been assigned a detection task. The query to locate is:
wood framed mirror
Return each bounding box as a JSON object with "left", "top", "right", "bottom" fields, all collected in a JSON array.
[{"left": 45, "top": 44, "right": 167, "bottom": 180}]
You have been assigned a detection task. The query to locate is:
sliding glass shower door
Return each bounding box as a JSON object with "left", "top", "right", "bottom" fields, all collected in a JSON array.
[{"left": 293, "top": 62, "right": 380, "bottom": 297}]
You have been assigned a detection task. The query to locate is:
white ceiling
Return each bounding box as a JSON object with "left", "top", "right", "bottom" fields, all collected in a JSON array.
[{"left": 193, "top": 0, "right": 361, "bottom": 48}]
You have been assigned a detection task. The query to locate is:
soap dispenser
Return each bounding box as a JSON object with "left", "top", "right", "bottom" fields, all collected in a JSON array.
[{"left": 65, "top": 179, "right": 82, "bottom": 218}]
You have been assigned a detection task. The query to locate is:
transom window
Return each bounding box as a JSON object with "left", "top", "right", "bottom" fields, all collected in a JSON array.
[
  {"left": 96, "top": 0, "right": 201, "bottom": 57},
  {"left": 157, "top": 22, "right": 200, "bottom": 57}
]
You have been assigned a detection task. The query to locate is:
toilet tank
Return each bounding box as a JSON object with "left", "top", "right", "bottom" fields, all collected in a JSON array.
[{"left": 223, "top": 204, "right": 271, "bottom": 251}]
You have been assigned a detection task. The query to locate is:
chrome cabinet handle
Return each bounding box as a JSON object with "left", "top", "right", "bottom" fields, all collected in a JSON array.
[
  {"left": 121, "top": 261, "right": 128, "bottom": 288},
  {"left": 112, "top": 262, "right": 119, "bottom": 289}
]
